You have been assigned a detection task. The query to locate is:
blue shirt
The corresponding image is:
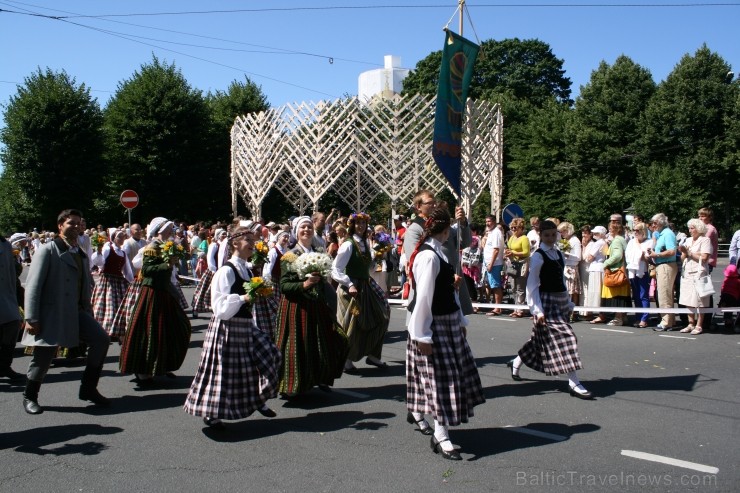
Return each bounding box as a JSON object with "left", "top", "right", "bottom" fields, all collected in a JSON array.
[{"left": 654, "top": 228, "right": 677, "bottom": 264}]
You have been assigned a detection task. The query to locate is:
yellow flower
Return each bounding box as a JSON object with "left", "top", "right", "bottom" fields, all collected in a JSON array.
[
  {"left": 282, "top": 252, "right": 298, "bottom": 263},
  {"left": 251, "top": 276, "right": 264, "bottom": 284}
]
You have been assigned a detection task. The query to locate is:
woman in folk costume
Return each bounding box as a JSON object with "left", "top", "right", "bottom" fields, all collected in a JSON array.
[
  {"left": 274, "top": 216, "right": 349, "bottom": 397},
  {"left": 256, "top": 230, "right": 290, "bottom": 338},
  {"left": 405, "top": 207, "right": 485, "bottom": 461},
  {"left": 119, "top": 217, "right": 192, "bottom": 386},
  {"left": 191, "top": 229, "right": 226, "bottom": 317},
  {"left": 90, "top": 228, "right": 133, "bottom": 339},
  {"left": 507, "top": 220, "right": 594, "bottom": 400},
  {"left": 184, "top": 226, "right": 281, "bottom": 429},
  {"left": 331, "top": 213, "right": 390, "bottom": 373}
]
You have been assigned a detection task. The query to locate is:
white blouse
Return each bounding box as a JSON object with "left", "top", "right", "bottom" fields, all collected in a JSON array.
[
  {"left": 331, "top": 234, "right": 371, "bottom": 288},
  {"left": 263, "top": 245, "right": 287, "bottom": 283},
  {"left": 91, "top": 243, "right": 134, "bottom": 283},
  {"left": 210, "top": 255, "right": 253, "bottom": 320},
  {"left": 407, "top": 238, "right": 467, "bottom": 344},
  {"left": 585, "top": 239, "right": 607, "bottom": 272}
]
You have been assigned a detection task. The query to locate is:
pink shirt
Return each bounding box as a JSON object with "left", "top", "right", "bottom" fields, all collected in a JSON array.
[{"left": 704, "top": 223, "right": 718, "bottom": 267}]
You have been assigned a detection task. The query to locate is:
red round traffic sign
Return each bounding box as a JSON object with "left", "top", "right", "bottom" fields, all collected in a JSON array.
[{"left": 120, "top": 190, "right": 139, "bottom": 209}]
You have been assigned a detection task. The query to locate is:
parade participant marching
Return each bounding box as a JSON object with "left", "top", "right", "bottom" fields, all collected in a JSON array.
[
  {"left": 507, "top": 220, "right": 594, "bottom": 400},
  {"left": 0, "top": 234, "right": 23, "bottom": 382},
  {"left": 191, "top": 229, "right": 226, "bottom": 318},
  {"left": 119, "top": 217, "right": 192, "bottom": 387},
  {"left": 184, "top": 226, "right": 281, "bottom": 429},
  {"left": 274, "top": 216, "right": 348, "bottom": 397},
  {"left": 90, "top": 228, "right": 134, "bottom": 338},
  {"left": 331, "top": 212, "right": 390, "bottom": 373},
  {"left": 405, "top": 208, "right": 485, "bottom": 461},
  {"left": 21, "top": 209, "right": 111, "bottom": 414},
  {"left": 257, "top": 230, "right": 290, "bottom": 338}
]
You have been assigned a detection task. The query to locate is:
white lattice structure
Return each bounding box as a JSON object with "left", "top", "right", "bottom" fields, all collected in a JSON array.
[{"left": 231, "top": 94, "right": 502, "bottom": 219}]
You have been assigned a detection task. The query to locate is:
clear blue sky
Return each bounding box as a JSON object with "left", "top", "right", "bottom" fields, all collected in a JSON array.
[{"left": 1, "top": 1, "right": 738, "bottom": 130}]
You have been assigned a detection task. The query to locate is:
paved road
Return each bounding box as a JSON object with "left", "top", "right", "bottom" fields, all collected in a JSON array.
[{"left": 1, "top": 275, "right": 737, "bottom": 492}]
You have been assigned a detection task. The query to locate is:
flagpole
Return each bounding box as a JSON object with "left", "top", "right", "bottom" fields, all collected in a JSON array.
[{"left": 459, "top": 0, "right": 464, "bottom": 35}]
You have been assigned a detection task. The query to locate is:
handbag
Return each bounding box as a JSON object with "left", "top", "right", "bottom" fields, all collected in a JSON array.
[
  {"left": 506, "top": 260, "right": 523, "bottom": 277},
  {"left": 603, "top": 265, "right": 627, "bottom": 287},
  {"left": 693, "top": 259, "right": 715, "bottom": 297}
]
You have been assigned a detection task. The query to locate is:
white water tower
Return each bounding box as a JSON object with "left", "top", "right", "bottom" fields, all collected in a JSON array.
[{"left": 358, "top": 55, "right": 410, "bottom": 103}]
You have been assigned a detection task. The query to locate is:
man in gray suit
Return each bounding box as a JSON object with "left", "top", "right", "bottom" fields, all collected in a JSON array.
[
  {"left": 0, "top": 234, "right": 23, "bottom": 382},
  {"left": 403, "top": 190, "right": 473, "bottom": 315},
  {"left": 21, "top": 209, "right": 111, "bottom": 414}
]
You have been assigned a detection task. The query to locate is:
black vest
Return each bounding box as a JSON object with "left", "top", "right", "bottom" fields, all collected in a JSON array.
[
  {"left": 536, "top": 248, "right": 566, "bottom": 293},
  {"left": 226, "top": 261, "right": 252, "bottom": 319},
  {"left": 408, "top": 244, "right": 459, "bottom": 316}
]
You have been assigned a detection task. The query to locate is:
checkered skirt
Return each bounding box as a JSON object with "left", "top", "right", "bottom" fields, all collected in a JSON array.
[
  {"left": 109, "top": 279, "right": 142, "bottom": 338},
  {"left": 91, "top": 273, "right": 130, "bottom": 335},
  {"left": 253, "top": 285, "right": 280, "bottom": 338},
  {"left": 518, "top": 291, "right": 582, "bottom": 376},
  {"left": 184, "top": 315, "right": 281, "bottom": 420},
  {"left": 172, "top": 280, "right": 189, "bottom": 310},
  {"left": 191, "top": 270, "right": 214, "bottom": 312},
  {"left": 336, "top": 277, "right": 390, "bottom": 362},
  {"left": 406, "top": 313, "right": 485, "bottom": 427}
]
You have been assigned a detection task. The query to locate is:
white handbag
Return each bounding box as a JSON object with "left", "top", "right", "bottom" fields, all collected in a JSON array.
[{"left": 693, "top": 259, "right": 715, "bottom": 297}]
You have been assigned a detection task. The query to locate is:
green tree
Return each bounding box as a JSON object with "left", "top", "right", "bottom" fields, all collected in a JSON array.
[
  {"left": 0, "top": 68, "right": 104, "bottom": 230},
  {"left": 103, "top": 56, "right": 211, "bottom": 223},
  {"left": 568, "top": 56, "right": 656, "bottom": 190},
  {"left": 637, "top": 45, "right": 737, "bottom": 234},
  {"left": 205, "top": 77, "right": 270, "bottom": 220}
]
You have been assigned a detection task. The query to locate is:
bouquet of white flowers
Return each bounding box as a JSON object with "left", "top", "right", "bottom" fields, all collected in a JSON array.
[{"left": 293, "top": 251, "right": 333, "bottom": 279}]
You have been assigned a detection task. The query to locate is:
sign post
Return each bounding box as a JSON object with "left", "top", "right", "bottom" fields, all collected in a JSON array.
[
  {"left": 120, "top": 189, "right": 139, "bottom": 228},
  {"left": 501, "top": 203, "right": 524, "bottom": 227}
]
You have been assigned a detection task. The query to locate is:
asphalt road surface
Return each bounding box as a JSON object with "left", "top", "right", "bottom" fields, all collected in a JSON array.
[{"left": 1, "top": 267, "right": 737, "bottom": 492}]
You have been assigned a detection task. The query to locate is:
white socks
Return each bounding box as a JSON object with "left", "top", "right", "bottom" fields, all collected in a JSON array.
[
  {"left": 411, "top": 412, "right": 430, "bottom": 432},
  {"left": 511, "top": 356, "right": 523, "bottom": 376},
  {"left": 568, "top": 371, "right": 588, "bottom": 394},
  {"left": 434, "top": 420, "right": 455, "bottom": 452}
]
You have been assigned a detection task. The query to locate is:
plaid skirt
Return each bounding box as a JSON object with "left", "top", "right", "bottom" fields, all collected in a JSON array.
[
  {"left": 184, "top": 315, "right": 281, "bottom": 420},
  {"left": 91, "top": 273, "right": 130, "bottom": 335},
  {"left": 253, "top": 285, "right": 280, "bottom": 338},
  {"left": 518, "top": 291, "right": 582, "bottom": 376},
  {"left": 119, "top": 286, "right": 192, "bottom": 375},
  {"left": 274, "top": 294, "right": 349, "bottom": 395},
  {"left": 191, "top": 270, "right": 214, "bottom": 312},
  {"left": 172, "top": 280, "right": 189, "bottom": 310},
  {"left": 336, "top": 278, "right": 390, "bottom": 362},
  {"left": 109, "top": 279, "right": 142, "bottom": 338},
  {"left": 406, "top": 313, "right": 485, "bottom": 427}
]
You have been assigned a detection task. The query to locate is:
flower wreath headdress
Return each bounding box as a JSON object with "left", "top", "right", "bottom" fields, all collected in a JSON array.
[{"left": 346, "top": 212, "right": 370, "bottom": 226}]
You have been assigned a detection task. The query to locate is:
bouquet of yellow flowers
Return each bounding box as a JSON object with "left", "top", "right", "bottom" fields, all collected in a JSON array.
[
  {"left": 251, "top": 240, "right": 269, "bottom": 265},
  {"left": 557, "top": 238, "right": 571, "bottom": 252},
  {"left": 243, "top": 277, "right": 274, "bottom": 300},
  {"left": 91, "top": 232, "right": 106, "bottom": 249},
  {"left": 161, "top": 241, "right": 186, "bottom": 263}
]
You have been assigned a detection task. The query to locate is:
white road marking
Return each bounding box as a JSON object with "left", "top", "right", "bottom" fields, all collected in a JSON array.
[
  {"left": 590, "top": 328, "right": 633, "bottom": 334},
  {"left": 332, "top": 388, "right": 370, "bottom": 399},
  {"left": 658, "top": 335, "right": 697, "bottom": 340},
  {"left": 621, "top": 450, "right": 719, "bottom": 474},
  {"left": 503, "top": 426, "right": 567, "bottom": 442}
]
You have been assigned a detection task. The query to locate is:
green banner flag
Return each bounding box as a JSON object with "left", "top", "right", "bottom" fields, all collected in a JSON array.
[{"left": 432, "top": 30, "right": 479, "bottom": 196}]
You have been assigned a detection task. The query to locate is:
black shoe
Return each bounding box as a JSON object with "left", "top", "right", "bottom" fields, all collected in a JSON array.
[
  {"left": 257, "top": 406, "right": 277, "bottom": 418},
  {"left": 22, "top": 380, "right": 43, "bottom": 414},
  {"left": 365, "top": 357, "right": 388, "bottom": 369},
  {"left": 79, "top": 387, "right": 111, "bottom": 407},
  {"left": 406, "top": 412, "right": 433, "bottom": 435},
  {"left": 569, "top": 386, "right": 594, "bottom": 400},
  {"left": 506, "top": 360, "right": 522, "bottom": 381},
  {"left": 430, "top": 436, "right": 462, "bottom": 461},
  {"left": 203, "top": 417, "right": 225, "bottom": 430},
  {"left": 23, "top": 397, "right": 43, "bottom": 414}
]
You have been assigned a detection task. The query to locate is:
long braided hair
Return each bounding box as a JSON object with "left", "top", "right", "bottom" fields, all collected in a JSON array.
[{"left": 408, "top": 207, "right": 452, "bottom": 289}]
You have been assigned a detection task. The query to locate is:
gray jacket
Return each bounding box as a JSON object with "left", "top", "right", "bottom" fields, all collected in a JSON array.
[{"left": 22, "top": 237, "right": 93, "bottom": 347}]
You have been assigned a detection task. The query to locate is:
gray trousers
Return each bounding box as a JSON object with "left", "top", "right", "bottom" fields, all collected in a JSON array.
[
  {"left": 26, "top": 311, "right": 110, "bottom": 382},
  {"left": 0, "top": 320, "right": 20, "bottom": 345}
]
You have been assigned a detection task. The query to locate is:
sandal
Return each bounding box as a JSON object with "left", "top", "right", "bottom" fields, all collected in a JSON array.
[
  {"left": 690, "top": 326, "right": 703, "bottom": 335},
  {"left": 679, "top": 325, "right": 695, "bottom": 333},
  {"left": 589, "top": 317, "right": 606, "bottom": 324},
  {"left": 607, "top": 319, "right": 623, "bottom": 326},
  {"left": 634, "top": 321, "right": 648, "bottom": 328}
]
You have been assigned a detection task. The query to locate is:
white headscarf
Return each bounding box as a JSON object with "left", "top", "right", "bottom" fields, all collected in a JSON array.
[
  {"left": 292, "top": 216, "right": 312, "bottom": 239},
  {"left": 147, "top": 217, "right": 172, "bottom": 240}
]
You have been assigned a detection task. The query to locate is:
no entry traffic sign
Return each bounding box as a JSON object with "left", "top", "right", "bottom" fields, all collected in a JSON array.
[{"left": 120, "top": 190, "right": 139, "bottom": 210}]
